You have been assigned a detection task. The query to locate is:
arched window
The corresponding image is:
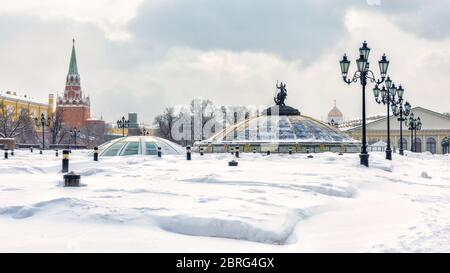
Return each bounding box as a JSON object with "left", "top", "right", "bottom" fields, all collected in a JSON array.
[
  {"left": 426, "top": 137, "right": 436, "bottom": 154},
  {"left": 398, "top": 138, "right": 408, "bottom": 151},
  {"left": 415, "top": 137, "right": 422, "bottom": 153}
]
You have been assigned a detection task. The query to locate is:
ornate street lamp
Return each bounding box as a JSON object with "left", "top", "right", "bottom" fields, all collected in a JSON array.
[
  {"left": 415, "top": 117, "right": 422, "bottom": 152},
  {"left": 142, "top": 128, "right": 150, "bottom": 136},
  {"left": 69, "top": 127, "right": 81, "bottom": 145},
  {"left": 391, "top": 97, "right": 411, "bottom": 155},
  {"left": 117, "top": 116, "right": 129, "bottom": 137},
  {"left": 373, "top": 77, "right": 404, "bottom": 160},
  {"left": 406, "top": 113, "right": 422, "bottom": 152},
  {"left": 340, "top": 41, "right": 389, "bottom": 167},
  {"left": 34, "top": 113, "right": 51, "bottom": 153},
  {"left": 329, "top": 119, "right": 339, "bottom": 128}
]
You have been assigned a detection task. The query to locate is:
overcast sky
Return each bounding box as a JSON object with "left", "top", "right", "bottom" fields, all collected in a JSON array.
[{"left": 0, "top": 0, "right": 449, "bottom": 124}]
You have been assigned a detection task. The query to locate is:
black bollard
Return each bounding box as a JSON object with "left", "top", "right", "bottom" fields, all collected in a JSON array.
[
  {"left": 94, "top": 147, "right": 99, "bottom": 161},
  {"left": 11, "top": 150, "right": 14, "bottom": 156},
  {"left": 30, "top": 147, "right": 33, "bottom": 153},
  {"left": 64, "top": 171, "right": 80, "bottom": 187},
  {"left": 40, "top": 149, "right": 43, "bottom": 155},
  {"left": 306, "top": 148, "right": 310, "bottom": 154},
  {"left": 200, "top": 147, "right": 204, "bottom": 156},
  {"left": 55, "top": 150, "right": 59, "bottom": 157},
  {"left": 230, "top": 147, "right": 234, "bottom": 155},
  {"left": 157, "top": 146, "right": 162, "bottom": 158},
  {"left": 267, "top": 150, "right": 270, "bottom": 156},
  {"left": 228, "top": 160, "right": 238, "bottom": 166},
  {"left": 4, "top": 148, "right": 8, "bottom": 159},
  {"left": 253, "top": 147, "right": 256, "bottom": 153},
  {"left": 289, "top": 147, "right": 292, "bottom": 155},
  {"left": 235, "top": 146, "right": 239, "bottom": 158},
  {"left": 186, "top": 146, "right": 191, "bottom": 160},
  {"left": 62, "top": 150, "right": 69, "bottom": 173}
]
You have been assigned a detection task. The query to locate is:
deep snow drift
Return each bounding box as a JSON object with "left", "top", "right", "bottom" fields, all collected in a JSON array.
[{"left": 0, "top": 149, "right": 449, "bottom": 252}]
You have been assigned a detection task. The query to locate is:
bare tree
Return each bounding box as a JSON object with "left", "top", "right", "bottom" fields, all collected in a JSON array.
[
  {"left": 153, "top": 99, "right": 258, "bottom": 146},
  {"left": 154, "top": 107, "right": 176, "bottom": 142},
  {"left": 80, "top": 121, "right": 106, "bottom": 149},
  {"left": 16, "top": 111, "right": 38, "bottom": 144},
  {"left": 190, "top": 98, "right": 215, "bottom": 141},
  {"left": 48, "top": 108, "right": 68, "bottom": 145},
  {"left": 0, "top": 100, "right": 28, "bottom": 139}
]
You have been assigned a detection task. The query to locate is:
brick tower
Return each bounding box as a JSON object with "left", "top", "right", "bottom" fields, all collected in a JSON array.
[{"left": 56, "top": 39, "right": 90, "bottom": 128}]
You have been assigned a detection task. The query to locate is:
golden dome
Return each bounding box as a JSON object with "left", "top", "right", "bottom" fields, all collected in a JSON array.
[{"left": 328, "top": 106, "right": 343, "bottom": 118}]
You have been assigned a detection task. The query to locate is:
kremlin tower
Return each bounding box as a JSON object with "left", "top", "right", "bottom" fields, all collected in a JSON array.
[{"left": 56, "top": 39, "right": 91, "bottom": 128}]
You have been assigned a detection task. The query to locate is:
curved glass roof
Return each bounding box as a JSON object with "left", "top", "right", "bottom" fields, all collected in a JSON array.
[
  {"left": 205, "top": 114, "right": 356, "bottom": 144},
  {"left": 98, "top": 136, "right": 184, "bottom": 157}
]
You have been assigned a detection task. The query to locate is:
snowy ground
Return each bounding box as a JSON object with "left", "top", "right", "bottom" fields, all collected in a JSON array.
[{"left": 0, "top": 149, "right": 449, "bottom": 252}]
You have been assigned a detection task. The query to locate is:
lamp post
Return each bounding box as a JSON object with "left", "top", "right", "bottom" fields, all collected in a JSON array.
[
  {"left": 415, "top": 117, "right": 422, "bottom": 152},
  {"left": 391, "top": 99, "right": 411, "bottom": 156},
  {"left": 329, "top": 119, "right": 339, "bottom": 128},
  {"left": 69, "top": 127, "right": 81, "bottom": 145},
  {"left": 373, "top": 77, "right": 403, "bottom": 160},
  {"left": 117, "top": 116, "right": 129, "bottom": 137},
  {"left": 406, "top": 113, "right": 422, "bottom": 152},
  {"left": 34, "top": 113, "right": 51, "bottom": 153},
  {"left": 340, "top": 41, "right": 390, "bottom": 167}
]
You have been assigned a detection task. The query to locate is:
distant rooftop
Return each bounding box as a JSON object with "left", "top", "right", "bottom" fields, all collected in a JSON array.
[
  {"left": 0, "top": 90, "right": 49, "bottom": 106},
  {"left": 338, "top": 114, "right": 385, "bottom": 130}
]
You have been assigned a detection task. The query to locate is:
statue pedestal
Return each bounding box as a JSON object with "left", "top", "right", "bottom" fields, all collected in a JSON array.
[{"left": 262, "top": 105, "right": 301, "bottom": 116}]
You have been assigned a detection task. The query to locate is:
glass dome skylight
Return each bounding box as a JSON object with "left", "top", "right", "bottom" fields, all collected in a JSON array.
[
  {"left": 98, "top": 136, "right": 184, "bottom": 157},
  {"left": 205, "top": 115, "right": 356, "bottom": 144}
]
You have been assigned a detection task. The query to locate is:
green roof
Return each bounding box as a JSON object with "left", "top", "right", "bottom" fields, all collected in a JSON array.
[{"left": 68, "top": 40, "right": 78, "bottom": 75}]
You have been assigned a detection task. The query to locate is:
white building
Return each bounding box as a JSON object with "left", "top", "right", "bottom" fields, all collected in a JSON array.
[{"left": 344, "top": 107, "right": 450, "bottom": 154}]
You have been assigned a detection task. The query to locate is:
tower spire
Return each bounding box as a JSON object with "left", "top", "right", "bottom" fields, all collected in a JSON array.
[{"left": 68, "top": 39, "right": 78, "bottom": 76}]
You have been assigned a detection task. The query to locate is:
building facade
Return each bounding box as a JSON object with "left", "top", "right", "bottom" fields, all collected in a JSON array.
[
  {"left": 344, "top": 107, "right": 450, "bottom": 154},
  {"left": 0, "top": 91, "right": 54, "bottom": 121},
  {"left": 56, "top": 40, "right": 90, "bottom": 129}
]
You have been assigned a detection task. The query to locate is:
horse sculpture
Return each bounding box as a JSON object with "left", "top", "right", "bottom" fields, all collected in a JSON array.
[{"left": 274, "top": 81, "right": 287, "bottom": 106}]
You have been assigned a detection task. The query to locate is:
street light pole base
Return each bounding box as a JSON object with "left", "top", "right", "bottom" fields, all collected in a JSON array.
[
  {"left": 386, "top": 149, "right": 392, "bottom": 160},
  {"left": 399, "top": 149, "right": 404, "bottom": 156},
  {"left": 359, "top": 153, "right": 369, "bottom": 167}
]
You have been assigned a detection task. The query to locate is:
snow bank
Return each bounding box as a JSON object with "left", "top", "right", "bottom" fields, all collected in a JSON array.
[
  {"left": 155, "top": 212, "right": 303, "bottom": 245},
  {"left": 0, "top": 150, "right": 449, "bottom": 252}
]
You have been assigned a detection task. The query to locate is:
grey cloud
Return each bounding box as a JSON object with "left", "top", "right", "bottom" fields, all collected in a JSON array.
[
  {"left": 368, "top": 0, "right": 450, "bottom": 40},
  {"left": 1, "top": 1, "right": 450, "bottom": 125},
  {"left": 130, "top": 0, "right": 450, "bottom": 59},
  {"left": 130, "top": 0, "right": 364, "bottom": 61}
]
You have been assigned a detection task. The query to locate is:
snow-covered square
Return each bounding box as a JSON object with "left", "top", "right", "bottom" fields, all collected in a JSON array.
[{"left": 0, "top": 150, "right": 449, "bottom": 252}]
